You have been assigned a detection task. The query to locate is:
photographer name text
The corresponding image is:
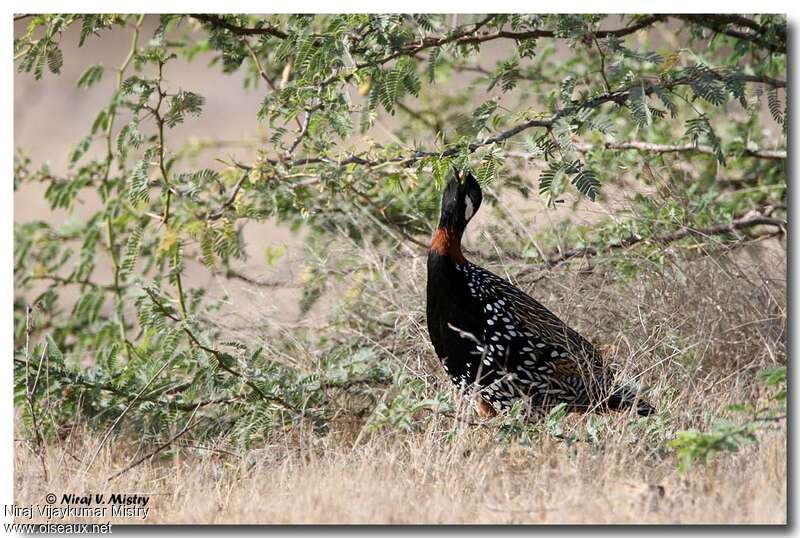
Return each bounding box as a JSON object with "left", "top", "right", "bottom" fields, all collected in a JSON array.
[{"left": 6, "top": 494, "right": 150, "bottom": 521}]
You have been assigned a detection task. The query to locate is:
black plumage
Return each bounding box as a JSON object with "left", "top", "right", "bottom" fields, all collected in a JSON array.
[{"left": 426, "top": 170, "right": 654, "bottom": 417}]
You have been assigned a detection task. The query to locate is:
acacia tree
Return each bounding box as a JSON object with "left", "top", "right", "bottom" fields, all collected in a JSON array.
[{"left": 14, "top": 15, "right": 786, "bottom": 456}]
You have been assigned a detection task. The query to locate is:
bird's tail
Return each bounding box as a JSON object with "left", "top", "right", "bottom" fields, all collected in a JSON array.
[{"left": 606, "top": 385, "right": 656, "bottom": 417}]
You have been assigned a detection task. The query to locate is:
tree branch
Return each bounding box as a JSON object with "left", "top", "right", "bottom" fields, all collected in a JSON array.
[
  {"left": 676, "top": 14, "right": 785, "bottom": 54},
  {"left": 205, "top": 170, "right": 249, "bottom": 221},
  {"left": 239, "top": 77, "right": 690, "bottom": 173},
  {"left": 224, "top": 269, "right": 301, "bottom": 288},
  {"left": 190, "top": 14, "right": 288, "bottom": 39},
  {"left": 535, "top": 213, "right": 786, "bottom": 270},
  {"left": 143, "top": 287, "right": 298, "bottom": 413},
  {"left": 107, "top": 409, "right": 203, "bottom": 482},
  {"left": 524, "top": 141, "right": 786, "bottom": 160}
]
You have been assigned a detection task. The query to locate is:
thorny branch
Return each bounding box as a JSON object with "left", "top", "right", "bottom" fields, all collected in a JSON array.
[
  {"left": 675, "top": 14, "right": 786, "bottom": 54},
  {"left": 509, "top": 142, "right": 786, "bottom": 161},
  {"left": 528, "top": 213, "right": 786, "bottom": 271},
  {"left": 233, "top": 74, "right": 779, "bottom": 177},
  {"left": 142, "top": 287, "right": 299, "bottom": 413},
  {"left": 190, "top": 14, "right": 288, "bottom": 39}
]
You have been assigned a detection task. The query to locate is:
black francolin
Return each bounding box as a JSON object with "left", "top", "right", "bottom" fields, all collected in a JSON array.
[{"left": 425, "top": 170, "right": 654, "bottom": 418}]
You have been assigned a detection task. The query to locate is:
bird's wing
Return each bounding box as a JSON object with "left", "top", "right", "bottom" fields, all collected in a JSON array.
[{"left": 469, "top": 263, "right": 605, "bottom": 375}]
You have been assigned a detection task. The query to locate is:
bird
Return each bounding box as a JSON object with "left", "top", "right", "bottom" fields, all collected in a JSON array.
[{"left": 425, "top": 169, "right": 654, "bottom": 418}]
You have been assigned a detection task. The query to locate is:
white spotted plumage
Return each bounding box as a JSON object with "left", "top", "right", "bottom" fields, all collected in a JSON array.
[
  {"left": 427, "top": 172, "right": 655, "bottom": 417},
  {"left": 449, "top": 261, "right": 610, "bottom": 413}
]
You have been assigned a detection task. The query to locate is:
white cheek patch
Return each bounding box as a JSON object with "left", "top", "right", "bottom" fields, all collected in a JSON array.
[{"left": 464, "top": 197, "right": 475, "bottom": 221}]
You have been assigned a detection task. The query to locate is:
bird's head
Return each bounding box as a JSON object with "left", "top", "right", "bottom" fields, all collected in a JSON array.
[{"left": 437, "top": 168, "right": 482, "bottom": 236}]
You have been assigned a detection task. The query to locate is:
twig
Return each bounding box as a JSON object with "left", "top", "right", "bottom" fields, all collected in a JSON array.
[
  {"left": 509, "top": 141, "right": 787, "bottom": 161},
  {"left": 531, "top": 213, "right": 786, "bottom": 271},
  {"left": 242, "top": 38, "right": 303, "bottom": 130},
  {"left": 143, "top": 287, "right": 299, "bottom": 412},
  {"left": 24, "top": 306, "right": 49, "bottom": 482},
  {"left": 224, "top": 269, "right": 301, "bottom": 288},
  {"left": 205, "top": 170, "right": 249, "bottom": 221},
  {"left": 242, "top": 39, "right": 277, "bottom": 91},
  {"left": 286, "top": 109, "right": 314, "bottom": 159},
  {"left": 593, "top": 35, "right": 612, "bottom": 93},
  {"left": 22, "top": 274, "right": 118, "bottom": 291},
  {"left": 347, "top": 184, "right": 429, "bottom": 249},
  {"left": 102, "top": 15, "right": 144, "bottom": 362},
  {"left": 236, "top": 76, "right": 711, "bottom": 173},
  {"left": 107, "top": 406, "right": 203, "bottom": 482},
  {"left": 14, "top": 356, "right": 242, "bottom": 412},
  {"left": 190, "top": 14, "right": 288, "bottom": 39},
  {"left": 85, "top": 354, "right": 177, "bottom": 472},
  {"left": 676, "top": 14, "right": 785, "bottom": 54}
]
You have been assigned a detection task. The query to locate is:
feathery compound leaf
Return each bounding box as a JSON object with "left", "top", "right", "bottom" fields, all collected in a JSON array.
[
  {"left": 472, "top": 100, "right": 498, "bottom": 132},
  {"left": 538, "top": 161, "right": 572, "bottom": 202},
  {"left": 533, "top": 132, "right": 560, "bottom": 161},
  {"left": 489, "top": 58, "right": 521, "bottom": 93},
  {"left": 293, "top": 30, "right": 315, "bottom": 73},
  {"left": 47, "top": 46, "right": 63, "bottom": 74},
  {"left": 164, "top": 91, "right": 205, "bottom": 128},
  {"left": 721, "top": 70, "right": 748, "bottom": 108},
  {"left": 767, "top": 87, "right": 784, "bottom": 125},
  {"left": 683, "top": 64, "right": 727, "bottom": 106},
  {"left": 119, "top": 225, "right": 144, "bottom": 281},
  {"left": 379, "top": 64, "right": 405, "bottom": 114},
  {"left": 200, "top": 226, "right": 217, "bottom": 271},
  {"left": 76, "top": 64, "right": 104, "bottom": 88},
  {"left": 128, "top": 161, "right": 150, "bottom": 206},
  {"left": 685, "top": 114, "right": 726, "bottom": 166},
  {"left": 475, "top": 149, "right": 502, "bottom": 185},
  {"left": 652, "top": 86, "right": 677, "bottom": 118},
  {"left": 628, "top": 80, "right": 651, "bottom": 127},
  {"left": 538, "top": 166, "right": 557, "bottom": 198},
  {"left": 397, "top": 58, "right": 421, "bottom": 97},
  {"left": 571, "top": 168, "right": 600, "bottom": 201},
  {"left": 538, "top": 159, "right": 593, "bottom": 204},
  {"left": 427, "top": 47, "right": 440, "bottom": 84},
  {"left": 559, "top": 76, "right": 577, "bottom": 102},
  {"left": 73, "top": 289, "right": 105, "bottom": 324},
  {"left": 413, "top": 14, "right": 437, "bottom": 33},
  {"left": 116, "top": 120, "right": 143, "bottom": 163}
]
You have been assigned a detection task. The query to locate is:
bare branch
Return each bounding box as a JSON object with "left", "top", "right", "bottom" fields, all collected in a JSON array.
[
  {"left": 107, "top": 408, "right": 203, "bottom": 482},
  {"left": 205, "top": 170, "right": 250, "bottom": 221}
]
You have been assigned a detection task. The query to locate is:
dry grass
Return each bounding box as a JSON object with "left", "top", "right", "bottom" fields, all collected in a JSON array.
[
  {"left": 14, "top": 419, "right": 785, "bottom": 524},
  {"left": 14, "top": 237, "right": 786, "bottom": 524}
]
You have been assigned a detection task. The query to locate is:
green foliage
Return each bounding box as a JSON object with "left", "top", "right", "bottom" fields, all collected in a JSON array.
[
  {"left": 13, "top": 14, "right": 786, "bottom": 452},
  {"left": 77, "top": 64, "right": 104, "bottom": 88},
  {"left": 670, "top": 367, "right": 786, "bottom": 472},
  {"left": 368, "top": 377, "right": 453, "bottom": 432}
]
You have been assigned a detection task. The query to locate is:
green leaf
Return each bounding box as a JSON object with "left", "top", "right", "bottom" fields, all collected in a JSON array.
[
  {"left": 76, "top": 64, "right": 104, "bottom": 88},
  {"left": 572, "top": 168, "right": 600, "bottom": 201},
  {"left": 652, "top": 86, "right": 677, "bottom": 118},
  {"left": 475, "top": 149, "right": 502, "bottom": 185},
  {"left": 427, "top": 47, "right": 440, "bottom": 84},
  {"left": 767, "top": 87, "right": 784, "bottom": 125},
  {"left": 46, "top": 46, "right": 63, "bottom": 74},
  {"left": 472, "top": 100, "right": 498, "bottom": 132},
  {"left": 164, "top": 91, "right": 204, "bottom": 127},
  {"left": 119, "top": 225, "right": 144, "bottom": 281},
  {"left": 68, "top": 135, "right": 93, "bottom": 166},
  {"left": 628, "top": 80, "right": 651, "bottom": 127},
  {"left": 128, "top": 161, "right": 150, "bottom": 206}
]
